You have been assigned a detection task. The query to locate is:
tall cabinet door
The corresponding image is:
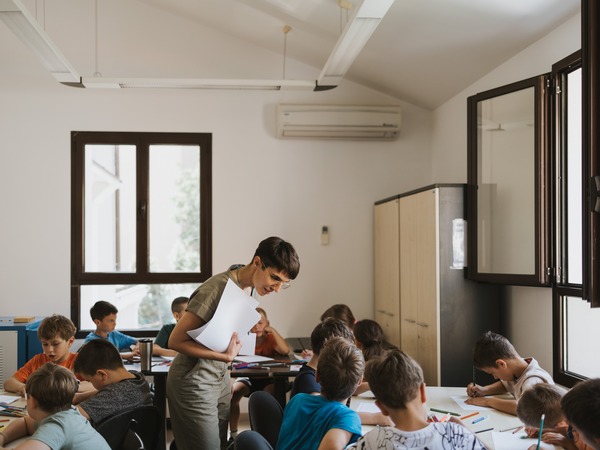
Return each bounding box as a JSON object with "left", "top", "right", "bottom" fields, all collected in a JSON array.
[
  {"left": 400, "top": 188, "right": 439, "bottom": 385},
  {"left": 374, "top": 199, "right": 400, "bottom": 347}
]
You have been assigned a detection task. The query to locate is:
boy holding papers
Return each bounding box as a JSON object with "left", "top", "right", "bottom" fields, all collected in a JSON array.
[{"left": 166, "top": 236, "right": 300, "bottom": 450}]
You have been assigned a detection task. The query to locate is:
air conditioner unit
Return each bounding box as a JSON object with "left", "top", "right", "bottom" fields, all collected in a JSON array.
[{"left": 277, "top": 104, "right": 401, "bottom": 140}]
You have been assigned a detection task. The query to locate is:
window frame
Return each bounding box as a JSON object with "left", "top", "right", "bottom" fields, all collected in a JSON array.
[{"left": 70, "top": 131, "right": 212, "bottom": 336}]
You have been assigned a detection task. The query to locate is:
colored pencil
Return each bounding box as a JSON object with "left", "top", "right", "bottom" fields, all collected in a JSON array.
[
  {"left": 460, "top": 412, "right": 479, "bottom": 420},
  {"left": 475, "top": 427, "right": 494, "bottom": 434},
  {"left": 430, "top": 407, "right": 460, "bottom": 416},
  {"left": 536, "top": 414, "right": 545, "bottom": 450}
]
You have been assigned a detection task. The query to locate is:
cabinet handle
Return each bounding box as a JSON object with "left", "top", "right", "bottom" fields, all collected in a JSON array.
[
  {"left": 386, "top": 312, "right": 395, "bottom": 317},
  {"left": 404, "top": 318, "right": 416, "bottom": 323},
  {"left": 416, "top": 322, "right": 429, "bottom": 328}
]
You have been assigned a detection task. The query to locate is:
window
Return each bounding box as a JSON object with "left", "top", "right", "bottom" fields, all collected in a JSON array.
[{"left": 71, "top": 132, "right": 212, "bottom": 336}]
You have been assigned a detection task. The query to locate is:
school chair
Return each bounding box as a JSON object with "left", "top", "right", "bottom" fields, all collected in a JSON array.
[
  {"left": 248, "top": 391, "right": 283, "bottom": 448},
  {"left": 235, "top": 430, "right": 274, "bottom": 450},
  {"left": 121, "top": 421, "right": 145, "bottom": 450},
  {"left": 95, "top": 405, "right": 162, "bottom": 450}
]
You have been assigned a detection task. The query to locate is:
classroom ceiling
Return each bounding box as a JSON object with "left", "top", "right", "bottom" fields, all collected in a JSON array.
[{"left": 135, "top": 0, "right": 580, "bottom": 110}]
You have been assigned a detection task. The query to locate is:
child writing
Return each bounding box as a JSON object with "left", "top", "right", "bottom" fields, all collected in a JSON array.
[
  {"left": 277, "top": 336, "right": 363, "bottom": 450},
  {"left": 229, "top": 307, "right": 290, "bottom": 442},
  {"left": 517, "top": 383, "right": 591, "bottom": 450},
  {"left": 73, "top": 339, "right": 153, "bottom": 425},
  {"left": 349, "top": 349, "right": 487, "bottom": 450},
  {"left": 0, "top": 363, "right": 110, "bottom": 450},
  {"left": 465, "top": 330, "right": 554, "bottom": 415},
  {"left": 561, "top": 379, "right": 600, "bottom": 450},
  {"left": 153, "top": 296, "right": 189, "bottom": 357},
  {"left": 84, "top": 300, "right": 138, "bottom": 359},
  {"left": 4, "top": 315, "right": 78, "bottom": 396}
]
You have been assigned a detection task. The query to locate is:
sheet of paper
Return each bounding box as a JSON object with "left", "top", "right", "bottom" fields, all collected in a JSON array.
[
  {"left": 0, "top": 395, "right": 19, "bottom": 404},
  {"left": 234, "top": 355, "right": 274, "bottom": 363},
  {"left": 186, "top": 279, "right": 260, "bottom": 353},
  {"left": 492, "top": 430, "right": 555, "bottom": 450},
  {"left": 451, "top": 395, "right": 493, "bottom": 411},
  {"left": 356, "top": 402, "right": 381, "bottom": 413},
  {"left": 238, "top": 331, "right": 257, "bottom": 356}
]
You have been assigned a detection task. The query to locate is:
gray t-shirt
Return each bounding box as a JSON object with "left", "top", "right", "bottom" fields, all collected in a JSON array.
[
  {"left": 30, "top": 408, "right": 111, "bottom": 450},
  {"left": 79, "top": 371, "right": 152, "bottom": 424}
]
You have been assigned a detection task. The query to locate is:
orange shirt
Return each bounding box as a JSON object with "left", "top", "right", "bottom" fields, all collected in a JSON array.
[
  {"left": 13, "top": 352, "right": 79, "bottom": 382},
  {"left": 255, "top": 333, "right": 282, "bottom": 356}
]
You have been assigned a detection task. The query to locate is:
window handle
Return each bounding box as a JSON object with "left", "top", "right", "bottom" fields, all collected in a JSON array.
[
  {"left": 138, "top": 201, "right": 147, "bottom": 220},
  {"left": 592, "top": 176, "right": 600, "bottom": 213}
]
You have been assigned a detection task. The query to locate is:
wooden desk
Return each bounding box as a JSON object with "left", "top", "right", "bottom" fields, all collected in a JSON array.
[
  {"left": 0, "top": 392, "right": 28, "bottom": 447},
  {"left": 349, "top": 386, "right": 558, "bottom": 450}
]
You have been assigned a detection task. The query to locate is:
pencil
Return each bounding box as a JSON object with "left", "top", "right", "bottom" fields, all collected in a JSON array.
[
  {"left": 429, "top": 407, "right": 460, "bottom": 416},
  {"left": 512, "top": 426, "right": 524, "bottom": 434},
  {"left": 460, "top": 412, "right": 479, "bottom": 420},
  {"left": 475, "top": 427, "right": 494, "bottom": 434},
  {"left": 536, "top": 414, "right": 545, "bottom": 450}
]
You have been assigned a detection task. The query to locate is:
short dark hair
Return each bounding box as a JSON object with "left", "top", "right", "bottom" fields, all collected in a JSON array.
[
  {"left": 253, "top": 236, "right": 300, "bottom": 280},
  {"left": 561, "top": 378, "right": 600, "bottom": 442},
  {"left": 26, "top": 363, "right": 78, "bottom": 414},
  {"left": 74, "top": 339, "right": 125, "bottom": 376},
  {"left": 516, "top": 384, "right": 565, "bottom": 428},
  {"left": 354, "top": 319, "right": 386, "bottom": 362},
  {"left": 320, "top": 304, "right": 355, "bottom": 330},
  {"left": 90, "top": 300, "right": 118, "bottom": 321},
  {"left": 472, "top": 331, "right": 519, "bottom": 369},
  {"left": 317, "top": 337, "right": 364, "bottom": 401},
  {"left": 171, "top": 297, "right": 189, "bottom": 314},
  {"left": 37, "top": 314, "right": 76, "bottom": 341},
  {"left": 365, "top": 349, "right": 423, "bottom": 409},
  {"left": 310, "top": 317, "right": 354, "bottom": 355}
]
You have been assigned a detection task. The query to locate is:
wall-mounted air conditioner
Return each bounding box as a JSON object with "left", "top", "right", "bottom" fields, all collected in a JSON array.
[{"left": 277, "top": 104, "right": 401, "bottom": 140}]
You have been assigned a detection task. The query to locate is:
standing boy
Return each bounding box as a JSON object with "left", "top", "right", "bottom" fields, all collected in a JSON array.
[
  {"left": 465, "top": 331, "right": 554, "bottom": 415},
  {"left": 277, "top": 336, "right": 363, "bottom": 450},
  {"left": 153, "top": 296, "right": 189, "bottom": 357},
  {"left": 84, "top": 300, "right": 138, "bottom": 358},
  {"left": 4, "top": 314, "right": 78, "bottom": 396},
  {"left": 350, "top": 349, "right": 486, "bottom": 450},
  {"left": 0, "top": 363, "right": 110, "bottom": 450},
  {"left": 74, "top": 339, "right": 152, "bottom": 424}
]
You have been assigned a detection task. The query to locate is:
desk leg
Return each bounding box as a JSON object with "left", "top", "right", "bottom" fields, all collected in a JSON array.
[
  {"left": 273, "top": 375, "right": 288, "bottom": 409},
  {"left": 153, "top": 375, "right": 167, "bottom": 450}
]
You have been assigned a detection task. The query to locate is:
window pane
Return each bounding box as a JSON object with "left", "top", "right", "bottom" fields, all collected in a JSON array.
[
  {"left": 149, "top": 145, "right": 201, "bottom": 272},
  {"left": 84, "top": 145, "right": 137, "bottom": 272},
  {"left": 80, "top": 283, "right": 198, "bottom": 331},
  {"left": 562, "top": 295, "right": 600, "bottom": 377},
  {"left": 566, "top": 68, "right": 582, "bottom": 284}
]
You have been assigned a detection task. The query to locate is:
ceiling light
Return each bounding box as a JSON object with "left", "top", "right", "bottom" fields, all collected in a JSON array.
[
  {"left": 0, "top": 0, "right": 79, "bottom": 84},
  {"left": 81, "top": 77, "right": 316, "bottom": 91},
  {"left": 317, "top": 0, "right": 394, "bottom": 89}
]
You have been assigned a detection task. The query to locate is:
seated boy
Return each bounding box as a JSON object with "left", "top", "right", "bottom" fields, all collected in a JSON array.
[
  {"left": 229, "top": 307, "right": 290, "bottom": 441},
  {"left": 4, "top": 314, "right": 79, "bottom": 396},
  {"left": 0, "top": 363, "right": 110, "bottom": 450},
  {"left": 291, "top": 317, "right": 390, "bottom": 427},
  {"left": 277, "top": 336, "right": 363, "bottom": 450},
  {"left": 153, "top": 296, "right": 189, "bottom": 357},
  {"left": 517, "top": 383, "right": 591, "bottom": 450},
  {"left": 350, "top": 349, "right": 486, "bottom": 450},
  {"left": 84, "top": 300, "right": 138, "bottom": 359},
  {"left": 465, "top": 331, "right": 554, "bottom": 415},
  {"left": 561, "top": 378, "right": 600, "bottom": 450},
  {"left": 74, "top": 339, "right": 153, "bottom": 425}
]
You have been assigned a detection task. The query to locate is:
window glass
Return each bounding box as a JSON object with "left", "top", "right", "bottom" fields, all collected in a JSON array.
[{"left": 562, "top": 295, "right": 600, "bottom": 377}]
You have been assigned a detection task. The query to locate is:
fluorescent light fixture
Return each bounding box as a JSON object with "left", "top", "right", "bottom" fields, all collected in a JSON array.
[
  {"left": 0, "top": 0, "right": 80, "bottom": 84},
  {"left": 81, "top": 77, "right": 316, "bottom": 91},
  {"left": 317, "top": 0, "right": 394, "bottom": 89}
]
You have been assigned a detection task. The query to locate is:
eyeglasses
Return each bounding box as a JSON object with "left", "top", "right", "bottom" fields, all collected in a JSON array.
[{"left": 261, "top": 264, "right": 291, "bottom": 289}]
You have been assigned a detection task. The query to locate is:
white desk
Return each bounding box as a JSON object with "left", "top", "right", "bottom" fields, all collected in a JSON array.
[
  {"left": 0, "top": 392, "right": 28, "bottom": 447},
  {"left": 349, "top": 386, "right": 558, "bottom": 450}
]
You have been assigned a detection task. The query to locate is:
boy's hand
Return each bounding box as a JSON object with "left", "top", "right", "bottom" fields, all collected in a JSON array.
[
  {"left": 464, "top": 396, "right": 492, "bottom": 407},
  {"left": 466, "top": 382, "right": 483, "bottom": 397}
]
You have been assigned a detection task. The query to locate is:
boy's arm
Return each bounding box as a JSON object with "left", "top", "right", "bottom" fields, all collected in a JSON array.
[
  {"left": 72, "top": 388, "right": 98, "bottom": 405},
  {"left": 466, "top": 380, "right": 506, "bottom": 397},
  {"left": 317, "top": 429, "right": 353, "bottom": 450},
  {"left": 357, "top": 411, "right": 393, "bottom": 426},
  {"left": 264, "top": 326, "right": 290, "bottom": 355},
  {"left": 152, "top": 344, "right": 177, "bottom": 357},
  {"left": 0, "top": 416, "right": 34, "bottom": 447},
  {"left": 465, "top": 396, "right": 517, "bottom": 415},
  {"left": 3, "top": 377, "right": 26, "bottom": 396}
]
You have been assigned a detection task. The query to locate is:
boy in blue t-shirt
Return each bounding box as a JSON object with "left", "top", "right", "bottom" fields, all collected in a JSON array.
[
  {"left": 0, "top": 363, "right": 110, "bottom": 450},
  {"left": 277, "top": 336, "right": 363, "bottom": 450},
  {"left": 84, "top": 300, "right": 138, "bottom": 359}
]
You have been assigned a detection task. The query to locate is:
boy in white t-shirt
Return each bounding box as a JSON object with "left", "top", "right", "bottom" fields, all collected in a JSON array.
[{"left": 349, "top": 349, "right": 487, "bottom": 450}]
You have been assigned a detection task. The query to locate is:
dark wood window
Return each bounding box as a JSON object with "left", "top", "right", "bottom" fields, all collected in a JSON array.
[{"left": 71, "top": 132, "right": 212, "bottom": 337}]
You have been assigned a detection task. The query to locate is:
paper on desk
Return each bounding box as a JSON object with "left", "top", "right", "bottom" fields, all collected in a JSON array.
[
  {"left": 0, "top": 395, "right": 19, "bottom": 405},
  {"left": 234, "top": 354, "right": 273, "bottom": 363},
  {"left": 451, "top": 395, "right": 493, "bottom": 411},
  {"left": 492, "top": 430, "right": 555, "bottom": 450},
  {"left": 186, "top": 279, "right": 260, "bottom": 353},
  {"left": 356, "top": 402, "right": 381, "bottom": 414},
  {"left": 357, "top": 390, "right": 375, "bottom": 399}
]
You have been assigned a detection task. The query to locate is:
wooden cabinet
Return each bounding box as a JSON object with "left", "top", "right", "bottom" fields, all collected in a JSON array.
[{"left": 374, "top": 185, "right": 501, "bottom": 386}]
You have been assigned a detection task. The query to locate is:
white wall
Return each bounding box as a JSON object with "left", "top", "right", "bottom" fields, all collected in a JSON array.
[
  {"left": 431, "top": 12, "right": 581, "bottom": 373},
  {"left": 0, "top": 1, "right": 433, "bottom": 337}
]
